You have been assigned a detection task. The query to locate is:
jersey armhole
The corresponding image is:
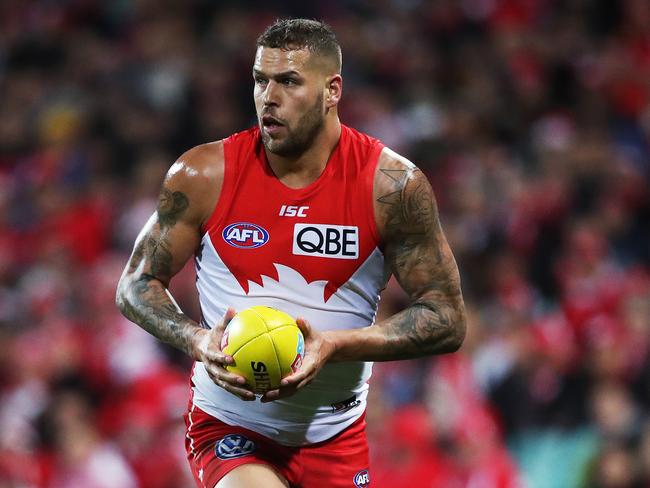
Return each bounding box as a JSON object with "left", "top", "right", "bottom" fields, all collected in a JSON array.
[
  {"left": 201, "top": 138, "right": 235, "bottom": 237},
  {"left": 365, "top": 142, "right": 384, "bottom": 251}
]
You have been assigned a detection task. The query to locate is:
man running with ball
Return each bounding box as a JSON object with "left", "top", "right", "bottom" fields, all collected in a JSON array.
[{"left": 117, "top": 18, "right": 466, "bottom": 488}]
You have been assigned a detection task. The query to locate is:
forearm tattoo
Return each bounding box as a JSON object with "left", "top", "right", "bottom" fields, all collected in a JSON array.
[
  {"left": 117, "top": 188, "right": 199, "bottom": 356},
  {"left": 377, "top": 167, "right": 466, "bottom": 358}
]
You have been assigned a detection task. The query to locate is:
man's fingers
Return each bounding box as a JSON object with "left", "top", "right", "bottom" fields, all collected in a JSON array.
[
  {"left": 206, "top": 366, "right": 255, "bottom": 401},
  {"left": 223, "top": 307, "right": 236, "bottom": 324},
  {"left": 202, "top": 308, "right": 237, "bottom": 365},
  {"left": 287, "top": 367, "right": 319, "bottom": 390},
  {"left": 260, "top": 389, "right": 280, "bottom": 402},
  {"left": 280, "top": 353, "right": 318, "bottom": 386},
  {"left": 217, "top": 368, "right": 248, "bottom": 386},
  {"left": 203, "top": 348, "right": 234, "bottom": 365},
  {"left": 260, "top": 371, "right": 316, "bottom": 402},
  {"left": 214, "top": 307, "right": 236, "bottom": 332},
  {"left": 220, "top": 381, "right": 256, "bottom": 400},
  {"left": 260, "top": 365, "right": 317, "bottom": 403},
  {"left": 295, "top": 374, "right": 316, "bottom": 390},
  {"left": 260, "top": 385, "right": 297, "bottom": 403},
  {"left": 205, "top": 363, "right": 248, "bottom": 386},
  {"left": 280, "top": 369, "right": 308, "bottom": 387}
]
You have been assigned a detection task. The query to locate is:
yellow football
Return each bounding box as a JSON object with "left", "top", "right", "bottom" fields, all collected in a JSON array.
[{"left": 220, "top": 306, "right": 304, "bottom": 393}]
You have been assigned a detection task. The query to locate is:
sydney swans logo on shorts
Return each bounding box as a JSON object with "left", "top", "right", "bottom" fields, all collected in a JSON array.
[
  {"left": 215, "top": 434, "right": 257, "bottom": 459},
  {"left": 223, "top": 222, "right": 269, "bottom": 249},
  {"left": 353, "top": 469, "right": 370, "bottom": 487},
  {"left": 292, "top": 224, "right": 358, "bottom": 259}
]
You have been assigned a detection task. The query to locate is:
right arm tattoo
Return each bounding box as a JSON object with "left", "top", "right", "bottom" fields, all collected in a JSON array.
[
  {"left": 116, "top": 188, "right": 201, "bottom": 356},
  {"left": 157, "top": 188, "right": 189, "bottom": 227}
]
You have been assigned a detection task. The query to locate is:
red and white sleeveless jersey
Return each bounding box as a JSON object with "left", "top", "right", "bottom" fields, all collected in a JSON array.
[{"left": 191, "top": 124, "right": 387, "bottom": 446}]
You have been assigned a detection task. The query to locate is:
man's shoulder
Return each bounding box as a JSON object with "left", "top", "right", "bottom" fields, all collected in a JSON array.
[
  {"left": 162, "top": 141, "right": 226, "bottom": 225},
  {"left": 179, "top": 126, "right": 259, "bottom": 171},
  {"left": 372, "top": 146, "right": 428, "bottom": 241},
  {"left": 372, "top": 146, "right": 419, "bottom": 211},
  {"left": 176, "top": 140, "right": 224, "bottom": 178},
  {"left": 376, "top": 146, "right": 417, "bottom": 173}
]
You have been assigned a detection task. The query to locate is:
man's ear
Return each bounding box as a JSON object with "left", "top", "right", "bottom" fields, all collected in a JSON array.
[{"left": 325, "top": 74, "right": 342, "bottom": 108}]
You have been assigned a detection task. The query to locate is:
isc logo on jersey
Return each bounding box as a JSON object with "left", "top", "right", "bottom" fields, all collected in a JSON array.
[
  {"left": 223, "top": 222, "right": 269, "bottom": 249},
  {"left": 292, "top": 223, "right": 358, "bottom": 259}
]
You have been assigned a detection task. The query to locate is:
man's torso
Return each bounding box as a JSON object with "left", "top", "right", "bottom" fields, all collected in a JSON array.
[{"left": 191, "top": 125, "right": 387, "bottom": 446}]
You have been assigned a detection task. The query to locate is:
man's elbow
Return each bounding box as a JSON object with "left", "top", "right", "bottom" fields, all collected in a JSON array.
[
  {"left": 440, "top": 307, "right": 467, "bottom": 353},
  {"left": 115, "top": 284, "right": 124, "bottom": 312},
  {"left": 115, "top": 275, "right": 130, "bottom": 316},
  {"left": 414, "top": 309, "right": 467, "bottom": 356},
  {"left": 447, "top": 314, "right": 467, "bottom": 352},
  {"left": 415, "top": 299, "right": 467, "bottom": 354}
]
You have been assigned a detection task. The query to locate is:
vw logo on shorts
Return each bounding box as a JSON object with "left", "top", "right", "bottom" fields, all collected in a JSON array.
[{"left": 215, "top": 434, "right": 257, "bottom": 459}]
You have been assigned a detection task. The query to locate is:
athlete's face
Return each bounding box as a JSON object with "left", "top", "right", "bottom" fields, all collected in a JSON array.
[{"left": 253, "top": 46, "right": 338, "bottom": 157}]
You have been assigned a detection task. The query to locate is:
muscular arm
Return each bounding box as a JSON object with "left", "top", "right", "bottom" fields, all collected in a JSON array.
[
  {"left": 265, "top": 148, "right": 466, "bottom": 398},
  {"left": 328, "top": 148, "right": 466, "bottom": 361},
  {"left": 115, "top": 143, "right": 222, "bottom": 358},
  {"left": 257, "top": 148, "right": 466, "bottom": 400}
]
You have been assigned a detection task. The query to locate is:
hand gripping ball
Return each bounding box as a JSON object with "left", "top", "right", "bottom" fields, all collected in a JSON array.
[{"left": 220, "top": 306, "right": 304, "bottom": 393}]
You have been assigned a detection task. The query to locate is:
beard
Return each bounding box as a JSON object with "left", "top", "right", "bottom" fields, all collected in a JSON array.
[{"left": 260, "top": 92, "right": 325, "bottom": 157}]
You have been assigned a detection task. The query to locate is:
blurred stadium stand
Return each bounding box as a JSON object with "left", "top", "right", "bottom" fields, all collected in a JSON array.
[{"left": 0, "top": 1, "right": 649, "bottom": 487}]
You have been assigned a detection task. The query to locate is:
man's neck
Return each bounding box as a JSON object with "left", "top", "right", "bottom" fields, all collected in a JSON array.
[{"left": 266, "top": 118, "right": 342, "bottom": 189}]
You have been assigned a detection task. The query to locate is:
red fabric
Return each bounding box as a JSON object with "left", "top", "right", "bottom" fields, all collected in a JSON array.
[
  {"left": 185, "top": 404, "right": 370, "bottom": 488},
  {"left": 203, "top": 125, "right": 384, "bottom": 302},
  {"left": 47, "top": 198, "right": 111, "bottom": 264}
]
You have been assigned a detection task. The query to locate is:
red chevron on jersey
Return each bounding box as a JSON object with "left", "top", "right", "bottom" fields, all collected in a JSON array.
[{"left": 201, "top": 125, "right": 383, "bottom": 303}]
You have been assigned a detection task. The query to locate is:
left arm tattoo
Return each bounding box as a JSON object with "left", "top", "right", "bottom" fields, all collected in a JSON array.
[{"left": 375, "top": 164, "right": 466, "bottom": 359}]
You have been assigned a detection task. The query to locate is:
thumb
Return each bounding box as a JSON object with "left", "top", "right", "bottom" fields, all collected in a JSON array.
[
  {"left": 213, "top": 308, "right": 236, "bottom": 349},
  {"left": 215, "top": 307, "right": 236, "bottom": 332}
]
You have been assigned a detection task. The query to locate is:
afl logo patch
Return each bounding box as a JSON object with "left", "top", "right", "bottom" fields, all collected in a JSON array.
[
  {"left": 215, "top": 434, "right": 257, "bottom": 459},
  {"left": 223, "top": 222, "right": 269, "bottom": 249},
  {"left": 353, "top": 469, "right": 370, "bottom": 487}
]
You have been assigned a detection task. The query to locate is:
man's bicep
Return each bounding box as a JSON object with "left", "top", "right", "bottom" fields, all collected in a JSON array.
[
  {"left": 124, "top": 143, "right": 223, "bottom": 287},
  {"left": 376, "top": 160, "right": 461, "bottom": 302},
  {"left": 387, "top": 225, "right": 462, "bottom": 303},
  {"left": 127, "top": 212, "right": 200, "bottom": 287},
  {"left": 125, "top": 178, "right": 203, "bottom": 286}
]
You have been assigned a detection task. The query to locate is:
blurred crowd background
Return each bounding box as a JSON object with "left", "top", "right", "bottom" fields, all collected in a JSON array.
[{"left": 1, "top": 0, "right": 649, "bottom": 487}]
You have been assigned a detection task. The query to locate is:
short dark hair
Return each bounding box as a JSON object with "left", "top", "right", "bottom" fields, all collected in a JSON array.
[{"left": 257, "top": 19, "right": 342, "bottom": 72}]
